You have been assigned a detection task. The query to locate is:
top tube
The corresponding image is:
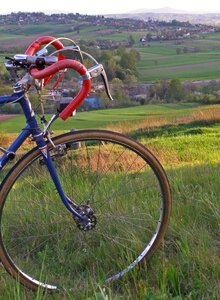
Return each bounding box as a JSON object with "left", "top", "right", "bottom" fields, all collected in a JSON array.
[{"left": 0, "top": 91, "right": 25, "bottom": 105}]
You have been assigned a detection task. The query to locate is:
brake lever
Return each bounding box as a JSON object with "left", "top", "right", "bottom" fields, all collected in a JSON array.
[
  {"left": 100, "top": 68, "right": 114, "bottom": 101},
  {"left": 88, "top": 64, "right": 114, "bottom": 101}
]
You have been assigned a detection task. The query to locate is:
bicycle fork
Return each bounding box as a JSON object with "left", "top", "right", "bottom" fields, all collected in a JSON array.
[
  {"left": 40, "top": 143, "right": 97, "bottom": 231},
  {"left": 31, "top": 124, "right": 87, "bottom": 224}
]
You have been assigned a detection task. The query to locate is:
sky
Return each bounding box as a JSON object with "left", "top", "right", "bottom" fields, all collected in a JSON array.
[{"left": 1, "top": 0, "right": 220, "bottom": 15}]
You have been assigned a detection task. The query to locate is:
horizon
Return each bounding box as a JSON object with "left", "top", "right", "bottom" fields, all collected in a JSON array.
[
  {"left": 1, "top": 1, "right": 220, "bottom": 15},
  {"left": 2, "top": 7, "right": 220, "bottom": 16}
]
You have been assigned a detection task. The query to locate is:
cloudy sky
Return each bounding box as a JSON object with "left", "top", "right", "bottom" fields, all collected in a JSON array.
[{"left": 1, "top": 0, "right": 220, "bottom": 14}]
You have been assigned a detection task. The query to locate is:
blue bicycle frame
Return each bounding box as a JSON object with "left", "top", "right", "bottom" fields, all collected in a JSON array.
[{"left": 0, "top": 91, "right": 84, "bottom": 221}]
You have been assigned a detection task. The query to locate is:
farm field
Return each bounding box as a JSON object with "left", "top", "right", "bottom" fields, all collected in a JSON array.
[
  {"left": 137, "top": 37, "right": 220, "bottom": 81},
  {"left": 0, "top": 103, "right": 219, "bottom": 299},
  {"left": 2, "top": 23, "right": 220, "bottom": 81}
]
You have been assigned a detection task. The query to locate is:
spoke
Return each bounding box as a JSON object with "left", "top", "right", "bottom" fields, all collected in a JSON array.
[
  {"left": 96, "top": 141, "right": 101, "bottom": 172},
  {"left": 4, "top": 232, "right": 60, "bottom": 243},
  {"left": 65, "top": 145, "right": 89, "bottom": 205},
  {"left": 68, "top": 147, "right": 76, "bottom": 201},
  {"left": 85, "top": 141, "right": 92, "bottom": 178},
  {"left": 20, "top": 235, "right": 56, "bottom": 260},
  {"left": 91, "top": 171, "right": 153, "bottom": 210},
  {"left": 105, "top": 216, "right": 158, "bottom": 233},
  {"left": 23, "top": 152, "right": 86, "bottom": 209},
  {"left": 22, "top": 177, "right": 51, "bottom": 201},
  {"left": 100, "top": 163, "right": 148, "bottom": 205},
  {"left": 4, "top": 204, "right": 57, "bottom": 216},
  {"left": 91, "top": 146, "right": 128, "bottom": 191},
  {"left": 3, "top": 218, "right": 73, "bottom": 230},
  {"left": 76, "top": 141, "right": 117, "bottom": 205},
  {"left": 104, "top": 211, "right": 158, "bottom": 222},
  {"left": 94, "top": 230, "right": 138, "bottom": 254},
  {"left": 81, "top": 145, "right": 130, "bottom": 206}
]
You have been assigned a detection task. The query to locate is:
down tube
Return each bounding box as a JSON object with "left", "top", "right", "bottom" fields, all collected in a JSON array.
[{"left": 0, "top": 126, "right": 31, "bottom": 170}]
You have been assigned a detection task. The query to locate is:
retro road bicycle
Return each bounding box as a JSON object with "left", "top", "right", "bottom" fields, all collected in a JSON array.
[{"left": 0, "top": 36, "right": 171, "bottom": 292}]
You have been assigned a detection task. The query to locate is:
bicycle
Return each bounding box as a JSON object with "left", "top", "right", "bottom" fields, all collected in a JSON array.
[{"left": 0, "top": 36, "right": 171, "bottom": 292}]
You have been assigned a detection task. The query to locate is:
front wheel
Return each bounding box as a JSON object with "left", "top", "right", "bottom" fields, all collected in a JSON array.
[{"left": 0, "top": 130, "right": 171, "bottom": 292}]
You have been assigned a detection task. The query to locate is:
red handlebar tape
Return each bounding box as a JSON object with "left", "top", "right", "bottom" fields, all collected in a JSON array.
[
  {"left": 25, "top": 36, "right": 64, "bottom": 56},
  {"left": 25, "top": 36, "right": 91, "bottom": 120},
  {"left": 25, "top": 36, "right": 65, "bottom": 87},
  {"left": 30, "top": 59, "right": 91, "bottom": 120}
]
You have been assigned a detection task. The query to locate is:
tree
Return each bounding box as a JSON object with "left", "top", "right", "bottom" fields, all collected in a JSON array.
[
  {"left": 176, "top": 48, "right": 181, "bottom": 55},
  {"left": 113, "top": 88, "right": 130, "bottom": 107},
  {"left": 130, "top": 49, "right": 140, "bottom": 61},
  {"left": 111, "top": 78, "right": 123, "bottom": 85},
  {"left": 168, "top": 78, "right": 185, "bottom": 101},
  {"left": 128, "top": 35, "right": 135, "bottom": 47},
  {"left": 120, "top": 51, "right": 138, "bottom": 77},
  {"left": 104, "top": 59, "right": 118, "bottom": 81},
  {"left": 146, "top": 33, "right": 152, "bottom": 41},
  {"left": 97, "top": 47, "right": 139, "bottom": 82},
  {"left": 99, "top": 88, "right": 116, "bottom": 109},
  {"left": 100, "top": 50, "right": 113, "bottom": 62},
  {"left": 75, "top": 26, "right": 80, "bottom": 34},
  {"left": 148, "top": 80, "right": 169, "bottom": 101},
  {"left": 124, "top": 74, "right": 138, "bottom": 88}
]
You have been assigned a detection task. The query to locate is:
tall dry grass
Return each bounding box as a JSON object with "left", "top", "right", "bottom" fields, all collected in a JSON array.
[
  {"left": 106, "top": 105, "right": 220, "bottom": 135},
  {"left": 177, "top": 105, "right": 220, "bottom": 124}
]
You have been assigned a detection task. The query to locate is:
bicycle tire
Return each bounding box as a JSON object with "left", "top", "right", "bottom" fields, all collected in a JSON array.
[{"left": 0, "top": 129, "right": 171, "bottom": 291}]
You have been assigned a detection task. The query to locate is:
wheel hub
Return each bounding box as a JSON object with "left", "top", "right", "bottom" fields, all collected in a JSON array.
[{"left": 73, "top": 205, "right": 97, "bottom": 231}]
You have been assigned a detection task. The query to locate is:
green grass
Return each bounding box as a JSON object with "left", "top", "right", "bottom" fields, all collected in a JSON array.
[
  {"left": 0, "top": 163, "right": 219, "bottom": 299},
  {"left": 135, "top": 122, "right": 220, "bottom": 165},
  {"left": 0, "top": 103, "right": 219, "bottom": 299},
  {"left": 0, "top": 103, "right": 201, "bottom": 134}
]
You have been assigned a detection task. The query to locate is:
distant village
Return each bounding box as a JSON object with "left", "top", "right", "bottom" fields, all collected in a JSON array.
[{"left": 0, "top": 12, "right": 219, "bottom": 44}]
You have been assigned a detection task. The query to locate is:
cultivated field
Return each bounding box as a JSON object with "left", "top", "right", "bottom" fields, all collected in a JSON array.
[
  {"left": 2, "top": 23, "right": 220, "bottom": 82},
  {"left": 137, "top": 35, "right": 220, "bottom": 81}
]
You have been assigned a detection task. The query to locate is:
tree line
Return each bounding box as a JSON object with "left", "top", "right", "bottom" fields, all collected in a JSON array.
[{"left": 141, "top": 79, "right": 220, "bottom": 105}]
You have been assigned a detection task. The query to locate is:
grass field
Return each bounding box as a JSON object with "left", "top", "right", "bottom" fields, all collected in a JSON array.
[
  {"left": 0, "top": 103, "right": 219, "bottom": 299},
  {"left": 136, "top": 39, "right": 220, "bottom": 81},
  {"left": 0, "top": 103, "right": 205, "bottom": 134}
]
